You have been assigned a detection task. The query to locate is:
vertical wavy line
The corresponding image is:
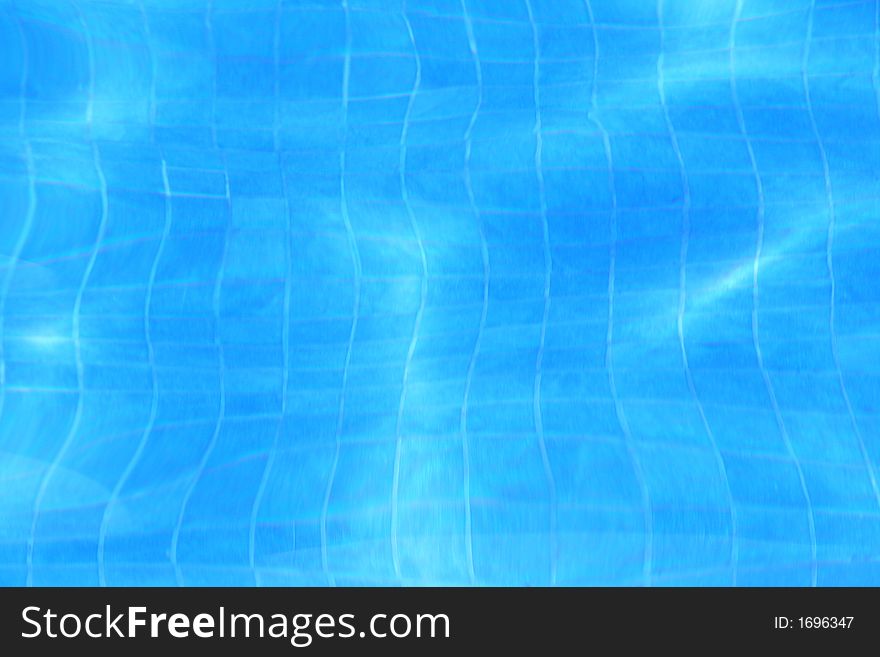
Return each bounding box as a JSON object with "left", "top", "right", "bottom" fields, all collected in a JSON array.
[
  {"left": 524, "top": 0, "right": 559, "bottom": 586},
  {"left": 802, "top": 1, "right": 880, "bottom": 514},
  {"left": 391, "top": 4, "right": 428, "bottom": 582},
  {"left": 136, "top": 1, "right": 157, "bottom": 142},
  {"left": 584, "top": 0, "right": 653, "bottom": 586},
  {"left": 248, "top": 0, "right": 292, "bottom": 585},
  {"left": 27, "top": 6, "right": 108, "bottom": 586},
  {"left": 321, "top": 0, "right": 359, "bottom": 587},
  {"left": 731, "top": 0, "right": 817, "bottom": 586},
  {"left": 97, "top": 158, "right": 171, "bottom": 586},
  {"left": 657, "top": 0, "right": 739, "bottom": 585},
  {"left": 458, "top": 0, "right": 483, "bottom": 586},
  {"left": 170, "top": 164, "right": 230, "bottom": 586}
]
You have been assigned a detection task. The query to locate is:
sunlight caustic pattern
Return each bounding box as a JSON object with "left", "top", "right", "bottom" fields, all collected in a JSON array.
[{"left": 0, "top": 0, "right": 879, "bottom": 586}]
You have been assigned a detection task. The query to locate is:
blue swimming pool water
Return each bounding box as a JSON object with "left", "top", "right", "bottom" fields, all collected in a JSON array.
[{"left": 0, "top": 0, "right": 879, "bottom": 587}]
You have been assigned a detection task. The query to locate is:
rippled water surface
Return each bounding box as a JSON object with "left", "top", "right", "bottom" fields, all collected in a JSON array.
[{"left": 1, "top": 0, "right": 879, "bottom": 586}]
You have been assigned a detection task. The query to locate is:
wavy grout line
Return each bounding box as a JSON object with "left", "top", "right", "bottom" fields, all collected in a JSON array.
[
  {"left": 657, "top": 0, "right": 739, "bottom": 586},
  {"left": 26, "top": 151, "right": 107, "bottom": 584},
  {"left": 170, "top": 162, "right": 231, "bottom": 587},
  {"left": 136, "top": 0, "right": 157, "bottom": 143},
  {"left": 458, "top": 0, "right": 483, "bottom": 587},
  {"left": 584, "top": 0, "right": 654, "bottom": 587},
  {"left": 249, "top": 2, "right": 291, "bottom": 585},
  {"left": 27, "top": 4, "right": 108, "bottom": 586},
  {"left": 248, "top": 0, "right": 296, "bottom": 586},
  {"left": 0, "top": 15, "right": 33, "bottom": 431},
  {"left": 731, "top": 0, "right": 818, "bottom": 586},
  {"left": 802, "top": 1, "right": 880, "bottom": 516},
  {"left": 391, "top": 3, "right": 428, "bottom": 583},
  {"left": 97, "top": 157, "right": 171, "bottom": 587},
  {"left": 524, "top": 0, "right": 559, "bottom": 587},
  {"left": 321, "top": 0, "right": 359, "bottom": 587}
]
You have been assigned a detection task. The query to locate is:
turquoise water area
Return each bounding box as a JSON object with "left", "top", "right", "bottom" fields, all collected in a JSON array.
[{"left": 0, "top": 0, "right": 879, "bottom": 586}]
